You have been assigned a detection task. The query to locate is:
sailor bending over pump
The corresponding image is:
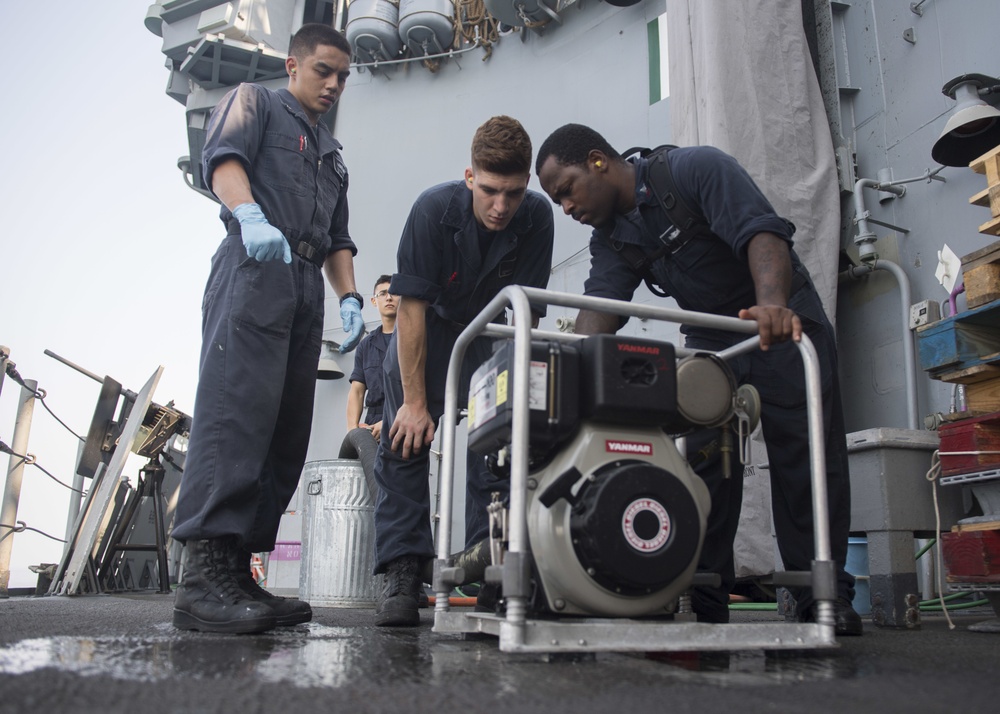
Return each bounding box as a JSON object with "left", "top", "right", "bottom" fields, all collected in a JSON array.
[
  {"left": 373, "top": 116, "right": 555, "bottom": 627},
  {"left": 536, "top": 124, "right": 862, "bottom": 636}
]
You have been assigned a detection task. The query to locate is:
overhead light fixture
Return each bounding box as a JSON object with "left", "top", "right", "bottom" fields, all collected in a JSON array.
[
  {"left": 317, "top": 339, "right": 347, "bottom": 380},
  {"left": 931, "top": 73, "right": 1000, "bottom": 167}
]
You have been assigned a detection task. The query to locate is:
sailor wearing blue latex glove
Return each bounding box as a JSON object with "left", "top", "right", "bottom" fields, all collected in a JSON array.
[
  {"left": 339, "top": 293, "right": 366, "bottom": 352},
  {"left": 171, "top": 25, "right": 364, "bottom": 636},
  {"left": 232, "top": 202, "right": 292, "bottom": 263}
]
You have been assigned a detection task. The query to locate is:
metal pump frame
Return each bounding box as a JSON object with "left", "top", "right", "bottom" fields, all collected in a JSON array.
[{"left": 431, "top": 286, "right": 838, "bottom": 652}]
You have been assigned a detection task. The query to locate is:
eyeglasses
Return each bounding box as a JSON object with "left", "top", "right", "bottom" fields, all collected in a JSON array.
[{"left": 374, "top": 290, "right": 396, "bottom": 299}]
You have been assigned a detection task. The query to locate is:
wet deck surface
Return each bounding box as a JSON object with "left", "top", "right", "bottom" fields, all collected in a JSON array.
[{"left": 1, "top": 593, "right": 998, "bottom": 714}]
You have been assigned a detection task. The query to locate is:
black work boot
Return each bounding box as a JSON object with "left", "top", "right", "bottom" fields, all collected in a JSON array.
[
  {"left": 475, "top": 583, "right": 502, "bottom": 614},
  {"left": 375, "top": 555, "right": 421, "bottom": 627},
  {"left": 173, "top": 537, "right": 277, "bottom": 634},
  {"left": 798, "top": 597, "right": 864, "bottom": 636},
  {"left": 230, "top": 548, "right": 313, "bottom": 626}
]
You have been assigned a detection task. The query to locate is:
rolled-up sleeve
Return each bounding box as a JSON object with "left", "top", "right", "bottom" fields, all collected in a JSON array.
[
  {"left": 201, "top": 83, "right": 267, "bottom": 193},
  {"left": 674, "top": 147, "right": 794, "bottom": 260},
  {"left": 583, "top": 234, "right": 642, "bottom": 301},
  {"left": 327, "top": 167, "right": 355, "bottom": 255},
  {"left": 391, "top": 195, "right": 446, "bottom": 302}
]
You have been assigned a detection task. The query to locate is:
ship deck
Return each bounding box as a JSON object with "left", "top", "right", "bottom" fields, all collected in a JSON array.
[{"left": 1, "top": 592, "right": 998, "bottom": 713}]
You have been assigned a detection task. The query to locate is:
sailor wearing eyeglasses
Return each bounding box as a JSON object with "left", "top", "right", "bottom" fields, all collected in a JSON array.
[{"left": 346, "top": 275, "right": 398, "bottom": 442}]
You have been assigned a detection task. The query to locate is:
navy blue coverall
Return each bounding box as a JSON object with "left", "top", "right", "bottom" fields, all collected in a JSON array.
[
  {"left": 350, "top": 329, "right": 391, "bottom": 425},
  {"left": 584, "top": 146, "right": 853, "bottom": 622},
  {"left": 373, "top": 180, "right": 554, "bottom": 572},
  {"left": 172, "top": 83, "right": 356, "bottom": 552}
]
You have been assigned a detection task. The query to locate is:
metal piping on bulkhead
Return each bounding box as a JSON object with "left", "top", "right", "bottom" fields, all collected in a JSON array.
[
  {"left": 839, "top": 260, "right": 919, "bottom": 430},
  {"left": 851, "top": 167, "right": 945, "bottom": 261},
  {"left": 852, "top": 178, "right": 906, "bottom": 262},
  {"left": 838, "top": 172, "right": 943, "bottom": 431}
]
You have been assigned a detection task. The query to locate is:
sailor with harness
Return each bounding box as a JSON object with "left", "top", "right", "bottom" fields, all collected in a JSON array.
[{"left": 536, "top": 123, "right": 861, "bottom": 635}]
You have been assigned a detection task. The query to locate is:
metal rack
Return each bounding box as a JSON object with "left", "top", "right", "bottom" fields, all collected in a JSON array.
[
  {"left": 430, "top": 285, "right": 838, "bottom": 653},
  {"left": 940, "top": 466, "right": 1000, "bottom": 600},
  {"left": 940, "top": 467, "right": 1000, "bottom": 487}
]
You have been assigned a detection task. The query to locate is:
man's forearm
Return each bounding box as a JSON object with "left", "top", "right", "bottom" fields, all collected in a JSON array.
[
  {"left": 575, "top": 309, "right": 619, "bottom": 335},
  {"left": 346, "top": 383, "right": 365, "bottom": 429},
  {"left": 746, "top": 232, "right": 793, "bottom": 307},
  {"left": 323, "top": 248, "right": 358, "bottom": 297},
  {"left": 210, "top": 159, "right": 255, "bottom": 211},
  {"left": 396, "top": 297, "right": 429, "bottom": 408}
]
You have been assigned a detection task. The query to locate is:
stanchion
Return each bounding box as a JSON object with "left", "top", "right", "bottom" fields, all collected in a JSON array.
[{"left": 0, "top": 377, "right": 37, "bottom": 597}]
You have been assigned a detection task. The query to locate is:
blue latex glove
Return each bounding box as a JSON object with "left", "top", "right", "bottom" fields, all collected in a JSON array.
[
  {"left": 339, "top": 297, "right": 365, "bottom": 353},
  {"left": 232, "top": 202, "right": 292, "bottom": 263}
]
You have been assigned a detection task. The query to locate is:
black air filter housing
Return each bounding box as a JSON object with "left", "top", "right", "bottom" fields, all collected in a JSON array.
[{"left": 580, "top": 335, "right": 679, "bottom": 427}]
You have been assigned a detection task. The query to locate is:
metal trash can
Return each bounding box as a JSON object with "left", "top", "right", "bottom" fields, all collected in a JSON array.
[{"left": 299, "top": 459, "right": 381, "bottom": 607}]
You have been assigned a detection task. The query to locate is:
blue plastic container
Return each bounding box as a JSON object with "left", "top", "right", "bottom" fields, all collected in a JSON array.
[{"left": 846, "top": 537, "right": 871, "bottom": 615}]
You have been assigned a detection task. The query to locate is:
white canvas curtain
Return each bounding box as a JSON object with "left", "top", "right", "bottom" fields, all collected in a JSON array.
[
  {"left": 667, "top": 0, "right": 841, "bottom": 319},
  {"left": 666, "top": 0, "right": 842, "bottom": 578}
]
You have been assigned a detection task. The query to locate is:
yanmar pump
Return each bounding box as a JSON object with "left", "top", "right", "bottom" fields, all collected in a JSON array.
[{"left": 465, "top": 333, "right": 752, "bottom": 617}]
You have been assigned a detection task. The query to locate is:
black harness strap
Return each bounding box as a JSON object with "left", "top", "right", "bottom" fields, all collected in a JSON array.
[{"left": 611, "top": 145, "right": 717, "bottom": 297}]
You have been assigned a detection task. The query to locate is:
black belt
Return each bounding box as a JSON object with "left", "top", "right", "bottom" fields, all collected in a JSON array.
[
  {"left": 227, "top": 220, "right": 325, "bottom": 267},
  {"left": 289, "top": 238, "right": 325, "bottom": 267}
]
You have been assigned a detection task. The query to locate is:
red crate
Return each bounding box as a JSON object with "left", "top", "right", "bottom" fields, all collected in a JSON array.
[
  {"left": 938, "top": 410, "right": 1000, "bottom": 475},
  {"left": 941, "top": 529, "right": 1000, "bottom": 581}
]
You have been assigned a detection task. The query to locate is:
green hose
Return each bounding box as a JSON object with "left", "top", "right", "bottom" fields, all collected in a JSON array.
[
  {"left": 728, "top": 602, "right": 778, "bottom": 611},
  {"left": 914, "top": 538, "right": 937, "bottom": 560},
  {"left": 920, "top": 598, "right": 991, "bottom": 611},
  {"left": 918, "top": 592, "right": 974, "bottom": 606},
  {"left": 727, "top": 594, "right": 992, "bottom": 612}
]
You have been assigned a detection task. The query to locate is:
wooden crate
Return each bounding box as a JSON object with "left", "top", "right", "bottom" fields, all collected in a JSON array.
[
  {"left": 970, "top": 144, "right": 1000, "bottom": 236},
  {"left": 938, "top": 410, "right": 1000, "bottom": 475},
  {"left": 964, "top": 263, "right": 1000, "bottom": 307},
  {"left": 936, "top": 363, "right": 1000, "bottom": 385},
  {"left": 966, "top": 375, "right": 1000, "bottom": 413},
  {"left": 941, "top": 528, "right": 1000, "bottom": 582},
  {"left": 916, "top": 297, "right": 1000, "bottom": 377},
  {"left": 961, "top": 241, "right": 1000, "bottom": 308}
]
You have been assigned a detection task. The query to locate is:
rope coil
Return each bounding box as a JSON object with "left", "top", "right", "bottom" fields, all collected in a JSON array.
[
  {"left": 926, "top": 450, "right": 956, "bottom": 630},
  {"left": 457, "top": 0, "right": 501, "bottom": 60}
]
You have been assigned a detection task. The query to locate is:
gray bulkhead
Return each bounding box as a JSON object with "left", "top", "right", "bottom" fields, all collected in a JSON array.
[{"left": 147, "top": 0, "right": 1000, "bottom": 553}]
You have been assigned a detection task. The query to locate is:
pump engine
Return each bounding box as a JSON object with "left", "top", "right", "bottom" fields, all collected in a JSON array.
[{"left": 467, "top": 333, "right": 751, "bottom": 617}]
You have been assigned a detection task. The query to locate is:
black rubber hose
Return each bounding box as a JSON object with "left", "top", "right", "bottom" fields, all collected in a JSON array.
[{"left": 339, "top": 428, "right": 379, "bottom": 500}]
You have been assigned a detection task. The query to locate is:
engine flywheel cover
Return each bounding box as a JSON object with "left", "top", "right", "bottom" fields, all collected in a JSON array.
[{"left": 569, "top": 460, "right": 701, "bottom": 596}]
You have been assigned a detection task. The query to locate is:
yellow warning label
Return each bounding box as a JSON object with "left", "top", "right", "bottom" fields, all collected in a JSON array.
[{"left": 497, "top": 370, "right": 508, "bottom": 406}]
